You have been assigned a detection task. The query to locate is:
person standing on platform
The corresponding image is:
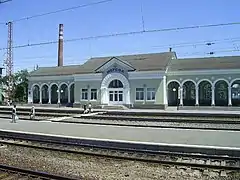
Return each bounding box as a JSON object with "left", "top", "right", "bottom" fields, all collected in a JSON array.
[
  {"left": 88, "top": 102, "right": 92, "bottom": 113},
  {"left": 30, "top": 106, "right": 35, "bottom": 120},
  {"left": 83, "top": 104, "right": 88, "bottom": 114},
  {"left": 12, "top": 104, "right": 17, "bottom": 123}
]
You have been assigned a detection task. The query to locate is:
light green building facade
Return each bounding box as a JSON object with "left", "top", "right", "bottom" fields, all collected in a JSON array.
[{"left": 28, "top": 52, "right": 240, "bottom": 108}]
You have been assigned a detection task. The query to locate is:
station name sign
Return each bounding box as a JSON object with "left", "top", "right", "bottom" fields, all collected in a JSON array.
[{"left": 107, "top": 67, "right": 124, "bottom": 74}]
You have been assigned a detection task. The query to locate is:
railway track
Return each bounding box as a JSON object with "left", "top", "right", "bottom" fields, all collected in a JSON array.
[
  {"left": 0, "top": 134, "right": 240, "bottom": 177},
  {"left": 59, "top": 116, "right": 240, "bottom": 131},
  {"left": 81, "top": 114, "right": 240, "bottom": 123},
  {"left": 0, "top": 164, "right": 79, "bottom": 180}
]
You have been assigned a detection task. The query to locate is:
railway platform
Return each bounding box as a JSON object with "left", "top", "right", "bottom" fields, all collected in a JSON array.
[
  {"left": 0, "top": 105, "right": 240, "bottom": 116},
  {"left": 0, "top": 117, "right": 240, "bottom": 149}
]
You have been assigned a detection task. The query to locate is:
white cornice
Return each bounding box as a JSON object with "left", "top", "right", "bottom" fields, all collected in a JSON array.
[
  {"left": 167, "top": 69, "right": 240, "bottom": 76},
  {"left": 74, "top": 73, "right": 102, "bottom": 81},
  {"left": 29, "top": 75, "right": 73, "bottom": 81},
  {"left": 129, "top": 71, "right": 165, "bottom": 80}
]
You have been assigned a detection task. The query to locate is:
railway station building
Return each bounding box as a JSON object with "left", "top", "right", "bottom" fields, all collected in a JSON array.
[{"left": 28, "top": 51, "right": 240, "bottom": 108}]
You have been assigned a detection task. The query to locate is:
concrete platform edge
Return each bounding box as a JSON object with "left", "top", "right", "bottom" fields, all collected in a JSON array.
[{"left": 0, "top": 129, "right": 240, "bottom": 157}]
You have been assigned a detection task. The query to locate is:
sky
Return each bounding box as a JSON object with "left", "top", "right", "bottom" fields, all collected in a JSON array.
[{"left": 0, "top": 0, "right": 240, "bottom": 72}]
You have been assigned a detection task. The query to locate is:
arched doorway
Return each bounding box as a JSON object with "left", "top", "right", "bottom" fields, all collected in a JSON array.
[
  {"left": 108, "top": 79, "right": 123, "bottom": 104},
  {"left": 183, "top": 81, "right": 195, "bottom": 106},
  {"left": 215, "top": 80, "right": 228, "bottom": 106},
  {"left": 70, "top": 84, "right": 74, "bottom": 103},
  {"left": 231, "top": 80, "right": 240, "bottom": 106},
  {"left": 41, "top": 84, "right": 49, "bottom": 104},
  {"left": 60, "top": 84, "right": 68, "bottom": 104},
  {"left": 32, "top": 85, "right": 40, "bottom": 103},
  {"left": 167, "top": 81, "right": 180, "bottom": 106},
  {"left": 100, "top": 73, "right": 130, "bottom": 105},
  {"left": 199, "top": 81, "right": 212, "bottom": 106},
  {"left": 51, "top": 84, "right": 58, "bottom": 104}
]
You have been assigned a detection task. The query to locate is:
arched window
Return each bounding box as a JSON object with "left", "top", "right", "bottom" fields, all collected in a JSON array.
[{"left": 108, "top": 79, "right": 123, "bottom": 88}]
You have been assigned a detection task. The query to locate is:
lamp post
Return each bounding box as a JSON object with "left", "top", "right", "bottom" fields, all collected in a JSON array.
[
  {"left": 172, "top": 88, "right": 176, "bottom": 106},
  {"left": 56, "top": 89, "right": 63, "bottom": 106}
]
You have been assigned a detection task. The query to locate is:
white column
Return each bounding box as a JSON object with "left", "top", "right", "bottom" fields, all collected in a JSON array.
[
  {"left": 28, "top": 89, "right": 33, "bottom": 104},
  {"left": 68, "top": 87, "right": 71, "bottom": 103},
  {"left": 39, "top": 88, "right": 42, "bottom": 104},
  {"left": 211, "top": 85, "right": 215, "bottom": 106},
  {"left": 144, "top": 86, "right": 147, "bottom": 104},
  {"left": 228, "top": 86, "right": 232, "bottom": 106},
  {"left": 195, "top": 86, "right": 199, "bottom": 105},
  {"left": 48, "top": 87, "right": 51, "bottom": 104},
  {"left": 163, "top": 76, "right": 167, "bottom": 105},
  {"left": 57, "top": 89, "right": 60, "bottom": 104},
  {"left": 125, "top": 88, "right": 130, "bottom": 104},
  {"left": 101, "top": 88, "right": 108, "bottom": 104},
  {"left": 179, "top": 86, "right": 183, "bottom": 106}
]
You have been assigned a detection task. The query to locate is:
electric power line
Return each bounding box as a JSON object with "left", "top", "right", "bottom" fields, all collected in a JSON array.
[
  {"left": 0, "top": 22, "right": 240, "bottom": 51},
  {"left": 0, "top": 0, "right": 11, "bottom": 4},
  {"left": 0, "top": 0, "right": 114, "bottom": 25}
]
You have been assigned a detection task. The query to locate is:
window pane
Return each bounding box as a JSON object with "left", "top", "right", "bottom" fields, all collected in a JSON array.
[
  {"left": 82, "top": 89, "right": 88, "bottom": 100},
  {"left": 136, "top": 88, "right": 144, "bottom": 91},
  {"left": 140, "top": 91, "right": 144, "bottom": 100},
  {"left": 91, "top": 89, "right": 97, "bottom": 100},
  {"left": 110, "top": 94, "right": 113, "bottom": 101},
  {"left": 114, "top": 93, "right": 118, "bottom": 101},
  {"left": 147, "top": 92, "right": 151, "bottom": 100},
  {"left": 119, "top": 93, "right": 123, "bottom": 101},
  {"left": 136, "top": 92, "right": 140, "bottom": 100},
  {"left": 147, "top": 88, "right": 155, "bottom": 100},
  {"left": 152, "top": 91, "right": 156, "bottom": 100},
  {"left": 136, "top": 88, "right": 144, "bottom": 100},
  {"left": 147, "top": 88, "right": 155, "bottom": 91}
]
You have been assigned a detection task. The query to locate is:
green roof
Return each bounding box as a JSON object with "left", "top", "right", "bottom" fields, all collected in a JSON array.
[{"left": 30, "top": 52, "right": 176, "bottom": 76}]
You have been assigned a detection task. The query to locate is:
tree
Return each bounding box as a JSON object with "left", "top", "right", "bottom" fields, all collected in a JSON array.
[
  {"left": 0, "top": 69, "right": 29, "bottom": 103},
  {"left": 14, "top": 69, "right": 29, "bottom": 102}
]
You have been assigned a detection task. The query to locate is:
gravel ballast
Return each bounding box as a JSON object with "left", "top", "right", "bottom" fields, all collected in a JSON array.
[
  {"left": 61, "top": 118, "right": 240, "bottom": 130},
  {"left": 0, "top": 145, "right": 239, "bottom": 180}
]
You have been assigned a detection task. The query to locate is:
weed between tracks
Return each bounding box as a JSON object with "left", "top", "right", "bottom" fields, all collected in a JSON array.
[{"left": 0, "top": 144, "right": 239, "bottom": 180}]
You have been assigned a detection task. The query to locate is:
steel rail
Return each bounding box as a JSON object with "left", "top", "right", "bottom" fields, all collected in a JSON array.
[
  {"left": 1, "top": 135, "right": 240, "bottom": 172},
  {"left": 0, "top": 164, "right": 80, "bottom": 180}
]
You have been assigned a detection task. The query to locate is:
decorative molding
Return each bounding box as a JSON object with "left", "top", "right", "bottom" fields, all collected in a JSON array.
[
  {"left": 95, "top": 57, "right": 135, "bottom": 72},
  {"left": 74, "top": 73, "right": 102, "bottom": 81},
  {"left": 129, "top": 71, "right": 164, "bottom": 80},
  {"left": 29, "top": 75, "right": 73, "bottom": 81},
  {"left": 167, "top": 69, "right": 240, "bottom": 76}
]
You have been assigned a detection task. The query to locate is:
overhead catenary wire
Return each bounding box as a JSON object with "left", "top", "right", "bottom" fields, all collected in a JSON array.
[
  {"left": 0, "top": 0, "right": 114, "bottom": 25},
  {"left": 11, "top": 47, "right": 240, "bottom": 64},
  {"left": 0, "top": 22, "right": 240, "bottom": 51}
]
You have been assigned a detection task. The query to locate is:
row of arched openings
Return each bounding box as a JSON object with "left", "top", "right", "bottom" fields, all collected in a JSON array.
[
  {"left": 32, "top": 84, "right": 75, "bottom": 104},
  {"left": 168, "top": 80, "right": 240, "bottom": 106}
]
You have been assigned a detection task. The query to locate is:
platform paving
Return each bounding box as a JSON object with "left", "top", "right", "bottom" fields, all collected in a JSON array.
[
  {"left": 0, "top": 117, "right": 240, "bottom": 149},
  {"left": 1, "top": 105, "right": 240, "bottom": 115}
]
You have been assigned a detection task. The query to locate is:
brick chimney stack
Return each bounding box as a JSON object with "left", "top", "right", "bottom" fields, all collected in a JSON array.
[{"left": 58, "top": 24, "right": 63, "bottom": 66}]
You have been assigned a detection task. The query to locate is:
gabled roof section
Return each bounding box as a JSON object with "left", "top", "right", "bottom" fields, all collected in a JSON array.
[
  {"left": 95, "top": 57, "right": 136, "bottom": 72},
  {"left": 168, "top": 55, "right": 240, "bottom": 71},
  {"left": 29, "top": 51, "right": 176, "bottom": 77}
]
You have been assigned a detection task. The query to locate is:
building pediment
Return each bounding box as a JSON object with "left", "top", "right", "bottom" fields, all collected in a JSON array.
[{"left": 95, "top": 57, "right": 136, "bottom": 73}]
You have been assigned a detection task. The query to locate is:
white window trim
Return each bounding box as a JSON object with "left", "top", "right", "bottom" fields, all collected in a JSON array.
[
  {"left": 135, "top": 88, "right": 145, "bottom": 101},
  {"left": 81, "top": 89, "right": 88, "bottom": 101},
  {"left": 146, "top": 88, "right": 156, "bottom": 102},
  {"left": 90, "top": 89, "right": 98, "bottom": 101}
]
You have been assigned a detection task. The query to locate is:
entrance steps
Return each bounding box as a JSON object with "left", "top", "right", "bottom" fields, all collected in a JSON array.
[
  {"left": 97, "top": 105, "right": 129, "bottom": 110},
  {"left": 166, "top": 106, "right": 178, "bottom": 111}
]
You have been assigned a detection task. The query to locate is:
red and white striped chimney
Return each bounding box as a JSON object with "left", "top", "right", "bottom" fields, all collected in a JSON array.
[{"left": 58, "top": 24, "right": 63, "bottom": 66}]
